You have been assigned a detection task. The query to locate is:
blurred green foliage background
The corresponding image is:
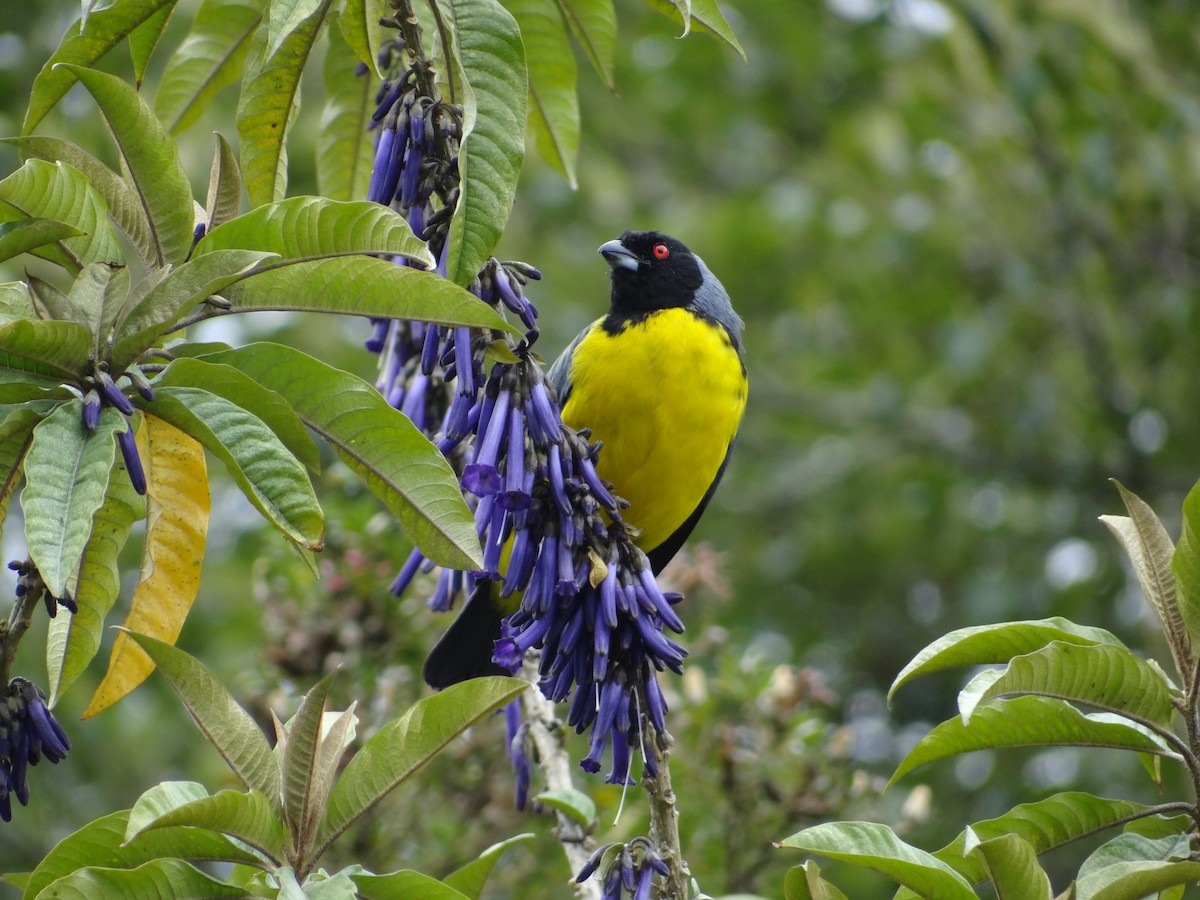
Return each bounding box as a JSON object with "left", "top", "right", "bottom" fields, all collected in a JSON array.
[{"left": 2, "top": 0, "right": 1199, "bottom": 896}]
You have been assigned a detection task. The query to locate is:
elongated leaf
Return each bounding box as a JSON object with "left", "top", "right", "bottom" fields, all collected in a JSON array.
[
  {"left": 318, "top": 24, "right": 376, "bottom": 202},
  {"left": 890, "top": 696, "right": 1174, "bottom": 788},
  {"left": 319, "top": 677, "right": 526, "bottom": 851},
  {"left": 206, "top": 134, "right": 243, "bottom": 230},
  {"left": 195, "top": 343, "right": 479, "bottom": 566},
  {"left": 0, "top": 282, "right": 35, "bottom": 322},
  {"left": 237, "top": 0, "right": 335, "bottom": 207},
  {"left": 963, "top": 830, "right": 1052, "bottom": 900},
  {"left": 61, "top": 65, "right": 195, "bottom": 267},
  {"left": 266, "top": 0, "right": 326, "bottom": 60},
  {"left": 58, "top": 264, "right": 130, "bottom": 356},
  {"left": 443, "top": 834, "right": 536, "bottom": 899},
  {"left": 2, "top": 136, "right": 157, "bottom": 263},
  {"left": 219, "top": 255, "right": 514, "bottom": 332},
  {"left": 0, "top": 218, "right": 85, "bottom": 266},
  {"left": 85, "top": 415, "right": 210, "bottom": 716},
  {"left": 121, "top": 634, "right": 281, "bottom": 801},
  {"left": 154, "top": 358, "right": 319, "bottom": 472},
  {"left": 36, "top": 858, "right": 253, "bottom": 899},
  {"left": 21, "top": 404, "right": 123, "bottom": 598},
  {"left": 195, "top": 196, "right": 434, "bottom": 267},
  {"left": 1172, "top": 479, "right": 1200, "bottom": 659},
  {"left": 0, "top": 318, "right": 93, "bottom": 380},
  {"left": 279, "top": 673, "right": 334, "bottom": 853},
  {"left": 784, "top": 861, "right": 849, "bottom": 900},
  {"left": 643, "top": 0, "right": 744, "bottom": 57},
  {"left": 958, "top": 641, "right": 1177, "bottom": 733},
  {"left": 532, "top": 788, "right": 595, "bottom": 827},
  {"left": 144, "top": 387, "right": 323, "bottom": 550},
  {"left": 779, "top": 822, "right": 976, "bottom": 900},
  {"left": 111, "top": 250, "right": 275, "bottom": 370},
  {"left": 22, "top": 809, "right": 261, "bottom": 899},
  {"left": 155, "top": 0, "right": 265, "bottom": 134},
  {"left": 1102, "top": 481, "right": 1191, "bottom": 679},
  {"left": 46, "top": 448, "right": 145, "bottom": 705},
  {"left": 350, "top": 870, "right": 470, "bottom": 899},
  {"left": 0, "top": 406, "right": 47, "bottom": 546},
  {"left": 23, "top": 0, "right": 179, "bottom": 135},
  {"left": 128, "top": 4, "right": 174, "bottom": 86},
  {"left": 1076, "top": 860, "right": 1200, "bottom": 900},
  {"left": 1079, "top": 833, "right": 1190, "bottom": 881},
  {"left": 337, "top": 0, "right": 389, "bottom": 77},
  {"left": 558, "top": 0, "right": 616, "bottom": 89},
  {"left": 0, "top": 159, "right": 124, "bottom": 271},
  {"left": 125, "top": 781, "right": 212, "bottom": 839},
  {"left": 509, "top": 0, "right": 579, "bottom": 186},
  {"left": 444, "top": 0, "right": 527, "bottom": 285},
  {"left": 127, "top": 786, "right": 285, "bottom": 861},
  {"left": 889, "top": 618, "right": 1128, "bottom": 703}
]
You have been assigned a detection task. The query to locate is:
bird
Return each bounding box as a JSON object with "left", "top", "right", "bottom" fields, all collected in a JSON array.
[{"left": 422, "top": 230, "right": 747, "bottom": 688}]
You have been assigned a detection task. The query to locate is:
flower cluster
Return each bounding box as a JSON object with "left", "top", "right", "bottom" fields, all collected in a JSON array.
[
  {"left": 8, "top": 558, "right": 75, "bottom": 617},
  {"left": 576, "top": 837, "right": 671, "bottom": 900},
  {"left": 365, "top": 39, "right": 685, "bottom": 787},
  {"left": 82, "top": 360, "right": 152, "bottom": 495},
  {"left": 0, "top": 677, "right": 70, "bottom": 822}
]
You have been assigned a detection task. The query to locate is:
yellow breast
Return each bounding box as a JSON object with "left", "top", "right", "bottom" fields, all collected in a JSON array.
[{"left": 560, "top": 307, "right": 747, "bottom": 552}]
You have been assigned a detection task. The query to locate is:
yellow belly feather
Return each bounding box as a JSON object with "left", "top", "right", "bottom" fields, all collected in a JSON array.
[{"left": 560, "top": 307, "right": 747, "bottom": 552}]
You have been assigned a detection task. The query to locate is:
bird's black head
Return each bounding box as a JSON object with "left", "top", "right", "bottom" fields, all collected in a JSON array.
[{"left": 599, "top": 230, "right": 705, "bottom": 318}]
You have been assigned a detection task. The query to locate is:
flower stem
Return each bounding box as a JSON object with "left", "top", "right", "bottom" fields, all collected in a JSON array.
[
  {"left": 520, "top": 663, "right": 601, "bottom": 900},
  {"left": 642, "top": 720, "right": 692, "bottom": 900},
  {"left": 0, "top": 585, "right": 38, "bottom": 686}
]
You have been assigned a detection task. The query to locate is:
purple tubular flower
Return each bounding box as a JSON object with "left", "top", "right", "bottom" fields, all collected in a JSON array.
[
  {"left": 643, "top": 673, "right": 667, "bottom": 733},
  {"left": 453, "top": 328, "right": 475, "bottom": 395},
  {"left": 97, "top": 371, "right": 135, "bottom": 416},
  {"left": 400, "top": 372, "right": 428, "bottom": 430},
  {"left": 633, "top": 861, "right": 654, "bottom": 900},
  {"left": 526, "top": 381, "right": 560, "bottom": 446},
  {"left": 26, "top": 697, "right": 69, "bottom": 762},
  {"left": 496, "top": 410, "right": 530, "bottom": 511},
  {"left": 118, "top": 420, "right": 146, "bottom": 495},
  {"left": 372, "top": 81, "right": 404, "bottom": 121},
  {"left": 367, "top": 127, "right": 396, "bottom": 204},
  {"left": 419, "top": 324, "right": 442, "bottom": 376},
  {"left": 471, "top": 387, "right": 510, "bottom": 468},
  {"left": 638, "top": 567, "right": 684, "bottom": 633},
  {"left": 389, "top": 547, "right": 425, "bottom": 596},
  {"left": 82, "top": 390, "right": 101, "bottom": 432},
  {"left": 365, "top": 319, "right": 389, "bottom": 353},
  {"left": 504, "top": 700, "right": 530, "bottom": 810},
  {"left": 579, "top": 455, "right": 617, "bottom": 512}
]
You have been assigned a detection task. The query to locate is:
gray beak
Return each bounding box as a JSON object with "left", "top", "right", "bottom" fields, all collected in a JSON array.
[{"left": 598, "top": 239, "right": 639, "bottom": 272}]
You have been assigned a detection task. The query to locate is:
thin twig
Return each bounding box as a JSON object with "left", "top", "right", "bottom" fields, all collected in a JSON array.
[
  {"left": 0, "top": 587, "right": 38, "bottom": 686},
  {"left": 520, "top": 664, "right": 601, "bottom": 900},
  {"left": 642, "top": 720, "right": 692, "bottom": 900}
]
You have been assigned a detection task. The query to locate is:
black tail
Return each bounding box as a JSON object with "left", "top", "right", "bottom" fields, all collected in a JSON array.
[{"left": 423, "top": 581, "right": 507, "bottom": 689}]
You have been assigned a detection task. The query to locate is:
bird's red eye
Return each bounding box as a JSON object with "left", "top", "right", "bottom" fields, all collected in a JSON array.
[{"left": 653, "top": 243, "right": 670, "bottom": 259}]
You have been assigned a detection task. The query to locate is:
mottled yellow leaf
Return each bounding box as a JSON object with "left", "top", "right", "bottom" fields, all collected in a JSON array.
[{"left": 85, "top": 414, "right": 210, "bottom": 717}]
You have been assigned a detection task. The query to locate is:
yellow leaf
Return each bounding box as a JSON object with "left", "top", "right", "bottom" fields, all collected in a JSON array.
[{"left": 85, "top": 415, "right": 210, "bottom": 717}]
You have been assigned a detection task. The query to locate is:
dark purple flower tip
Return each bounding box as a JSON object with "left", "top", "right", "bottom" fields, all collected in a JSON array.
[
  {"left": 372, "top": 81, "right": 404, "bottom": 121},
  {"left": 453, "top": 327, "right": 475, "bottom": 395},
  {"left": 579, "top": 456, "right": 617, "bottom": 512},
  {"left": 355, "top": 60, "right": 370, "bottom": 76},
  {"left": 367, "top": 126, "right": 396, "bottom": 204},
  {"left": 644, "top": 674, "right": 668, "bottom": 733},
  {"left": 526, "top": 381, "right": 561, "bottom": 446},
  {"left": 505, "top": 701, "right": 531, "bottom": 810},
  {"left": 117, "top": 420, "right": 146, "bottom": 495},
  {"left": 365, "top": 318, "right": 389, "bottom": 354},
  {"left": 82, "top": 390, "right": 101, "bottom": 432},
  {"left": 601, "top": 862, "right": 623, "bottom": 900},
  {"left": 462, "top": 463, "right": 502, "bottom": 497},
  {"left": 192, "top": 222, "right": 206, "bottom": 243},
  {"left": 389, "top": 547, "right": 425, "bottom": 597},
  {"left": 493, "top": 638, "right": 523, "bottom": 672},
  {"left": 575, "top": 844, "right": 614, "bottom": 885},
  {"left": 638, "top": 568, "right": 684, "bottom": 633},
  {"left": 97, "top": 371, "right": 135, "bottom": 416},
  {"left": 633, "top": 861, "right": 655, "bottom": 900},
  {"left": 26, "top": 696, "right": 69, "bottom": 762}
]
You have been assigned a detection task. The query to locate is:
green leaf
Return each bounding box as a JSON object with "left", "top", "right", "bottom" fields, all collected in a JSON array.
[
  {"left": 643, "top": 0, "right": 745, "bottom": 58},
  {"left": 889, "top": 617, "right": 1128, "bottom": 704},
  {"left": 128, "top": 4, "right": 174, "bottom": 87},
  {"left": 444, "top": 0, "right": 527, "bottom": 285},
  {"left": 509, "top": 0, "right": 579, "bottom": 186},
  {"left": 532, "top": 788, "right": 595, "bottom": 828},
  {"left": 1078, "top": 833, "right": 1190, "bottom": 882},
  {"left": 778, "top": 822, "right": 976, "bottom": 900},
  {"left": 348, "top": 870, "right": 469, "bottom": 900},
  {"left": 192, "top": 343, "right": 482, "bottom": 569},
  {"left": 0, "top": 405, "right": 47, "bottom": 547},
  {"left": 36, "top": 858, "right": 254, "bottom": 899},
  {"left": 963, "top": 829, "right": 1053, "bottom": 900},
  {"left": 889, "top": 696, "right": 1175, "bottom": 788},
  {"left": 279, "top": 673, "right": 335, "bottom": 855},
  {"left": 22, "top": 809, "right": 261, "bottom": 899},
  {"left": 958, "top": 641, "right": 1177, "bottom": 733},
  {"left": 206, "top": 134, "right": 244, "bottom": 230},
  {"left": 0, "top": 318, "right": 94, "bottom": 380},
  {"left": 319, "top": 677, "right": 527, "bottom": 853},
  {"left": 1172, "top": 478, "right": 1200, "bottom": 661},
  {"left": 110, "top": 250, "right": 277, "bottom": 371},
  {"left": 0, "top": 218, "right": 86, "bottom": 266},
  {"left": 318, "top": 23, "right": 377, "bottom": 202},
  {"left": 237, "top": 0, "right": 335, "bottom": 207},
  {"left": 154, "top": 358, "right": 320, "bottom": 472},
  {"left": 783, "top": 861, "right": 849, "bottom": 900},
  {"left": 127, "top": 786, "right": 285, "bottom": 862},
  {"left": 23, "top": 0, "right": 179, "bottom": 135},
  {"left": 125, "top": 781, "right": 212, "bottom": 840},
  {"left": 217, "top": 256, "right": 515, "bottom": 332},
  {"left": 21, "top": 404, "right": 124, "bottom": 598},
  {"left": 126, "top": 633, "right": 281, "bottom": 802},
  {"left": 155, "top": 0, "right": 265, "bottom": 134},
  {"left": 1102, "top": 481, "right": 1192, "bottom": 680},
  {"left": 1075, "top": 860, "right": 1200, "bottom": 900},
  {"left": 144, "top": 386, "right": 324, "bottom": 549},
  {"left": 0, "top": 159, "right": 124, "bottom": 272},
  {"left": 2, "top": 137, "right": 157, "bottom": 264},
  {"left": 59, "top": 65, "right": 196, "bottom": 267},
  {"left": 194, "top": 196, "right": 434, "bottom": 268},
  {"left": 558, "top": 0, "right": 617, "bottom": 90},
  {"left": 0, "top": 282, "right": 36, "bottom": 322},
  {"left": 46, "top": 448, "right": 144, "bottom": 705},
  {"left": 443, "top": 833, "right": 536, "bottom": 899},
  {"left": 337, "top": 0, "right": 389, "bottom": 77},
  {"left": 62, "top": 264, "right": 131, "bottom": 356}
]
